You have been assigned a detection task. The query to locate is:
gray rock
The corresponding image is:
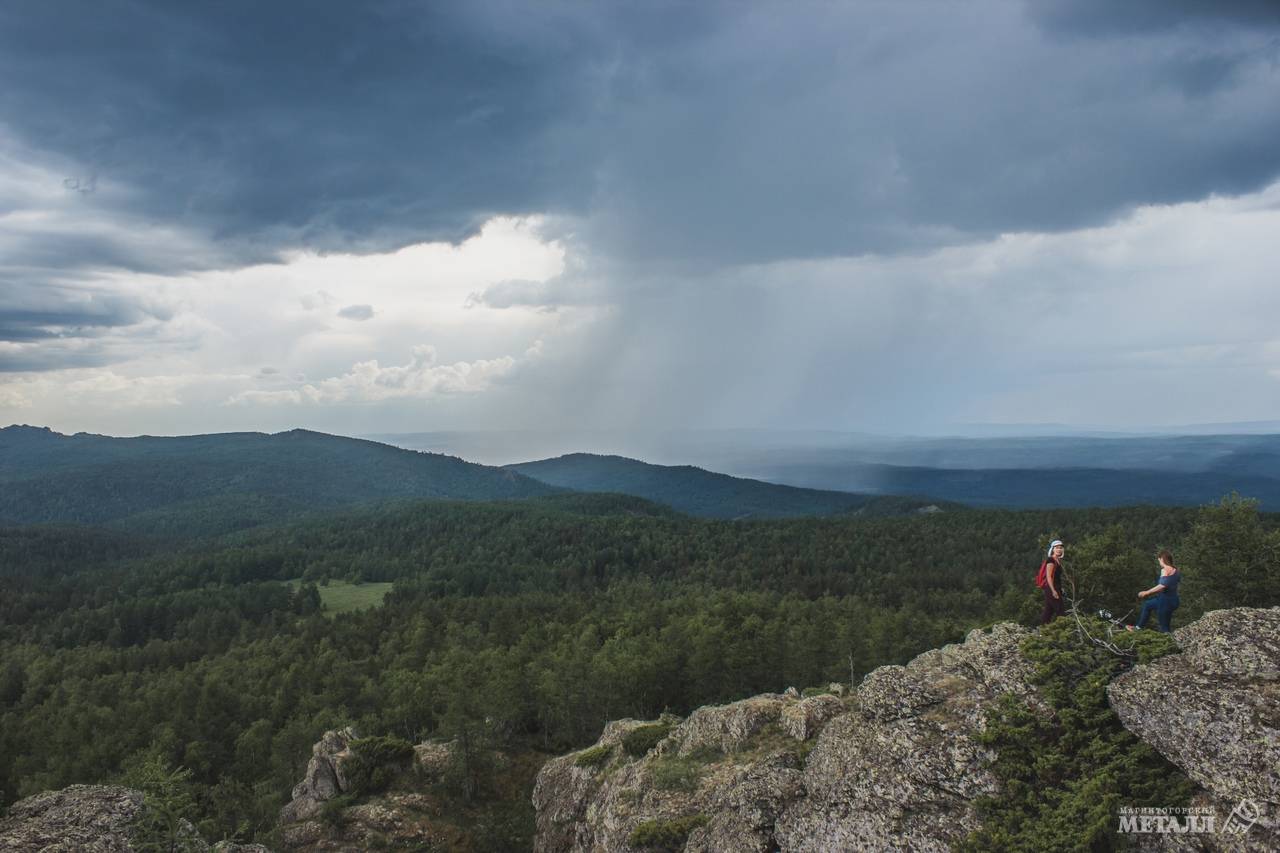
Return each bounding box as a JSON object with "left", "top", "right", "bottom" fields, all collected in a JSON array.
[
  {"left": 668, "top": 694, "right": 787, "bottom": 757},
  {"left": 773, "top": 622, "right": 1035, "bottom": 851},
  {"left": 532, "top": 622, "right": 1038, "bottom": 852},
  {"left": 412, "top": 739, "right": 453, "bottom": 782},
  {"left": 533, "top": 726, "right": 804, "bottom": 853},
  {"left": 0, "top": 784, "right": 216, "bottom": 852},
  {"left": 0, "top": 785, "right": 146, "bottom": 852},
  {"left": 1109, "top": 607, "right": 1280, "bottom": 852},
  {"left": 278, "top": 727, "right": 358, "bottom": 825},
  {"left": 686, "top": 753, "right": 805, "bottom": 853},
  {"left": 780, "top": 694, "right": 845, "bottom": 741}
]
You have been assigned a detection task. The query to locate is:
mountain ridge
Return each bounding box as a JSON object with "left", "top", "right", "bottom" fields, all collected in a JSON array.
[
  {"left": 506, "top": 451, "right": 947, "bottom": 519},
  {"left": 0, "top": 425, "right": 560, "bottom": 532}
]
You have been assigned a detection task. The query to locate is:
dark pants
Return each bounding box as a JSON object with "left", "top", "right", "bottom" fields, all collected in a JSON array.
[
  {"left": 1040, "top": 586, "right": 1066, "bottom": 624},
  {"left": 1135, "top": 595, "right": 1179, "bottom": 633}
]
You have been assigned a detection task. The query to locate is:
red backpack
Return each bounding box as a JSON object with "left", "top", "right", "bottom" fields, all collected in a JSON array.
[{"left": 1035, "top": 559, "right": 1056, "bottom": 588}]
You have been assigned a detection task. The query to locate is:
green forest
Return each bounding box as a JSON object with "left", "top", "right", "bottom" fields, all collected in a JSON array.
[{"left": 1, "top": 492, "right": 1277, "bottom": 848}]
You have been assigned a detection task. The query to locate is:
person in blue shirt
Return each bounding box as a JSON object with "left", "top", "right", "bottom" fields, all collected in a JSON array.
[{"left": 1128, "top": 549, "right": 1181, "bottom": 633}]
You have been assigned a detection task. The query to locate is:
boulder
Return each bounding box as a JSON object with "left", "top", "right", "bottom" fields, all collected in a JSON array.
[
  {"left": 412, "top": 740, "right": 453, "bottom": 782},
  {"left": 532, "top": 622, "right": 1037, "bottom": 852},
  {"left": 780, "top": 694, "right": 844, "bottom": 741},
  {"left": 773, "top": 622, "right": 1035, "bottom": 851},
  {"left": 0, "top": 785, "right": 147, "bottom": 853},
  {"left": 0, "top": 784, "right": 239, "bottom": 852},
  {"left": 1109, "top": 606, "right": 1280, "bottom": 852},
  {"left": 668, "top": 695, "right": 788, "bottom": 757},
  {"left": 278, "top": 727, "right": 357, "bottom": 825}
]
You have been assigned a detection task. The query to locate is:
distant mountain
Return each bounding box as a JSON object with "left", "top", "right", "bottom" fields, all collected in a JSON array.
[
  {"left": 735, "top": 460, "right": 1280, "bottom": 510},
  {"left": 507, "top": 453, "right": 945, "bottom": 519},
  {"left": 0, "top": 425, "right": 559, "bottom": 532}
]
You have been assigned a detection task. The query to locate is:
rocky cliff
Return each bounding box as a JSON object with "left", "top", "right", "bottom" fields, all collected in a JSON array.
[
  {"left": 275, "top": 727, "right": 466, "bottom": 851},
  {"left": 1109, "top": 607, "right": 1280, "bottom": 851},
  {"left": 0, "top": 784, "right": 266, "bottom": 853},
  {"left": 533, "top": 608, "right": 1280, "bottom": 852}
]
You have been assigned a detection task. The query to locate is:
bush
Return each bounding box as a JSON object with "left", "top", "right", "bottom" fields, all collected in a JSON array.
[
  {"left": 1066, "top": 525, "right": 1152, "bottom": 616},
  {"left": 1181, "top": 493, "right": 1280, "bottom": 614},
  {"left": 648, "top": 756, "right": 702, "bottom": 792},
  {"left": 573, "top": 744, "right": 612, "bottom": 768},
  {"left": 117, "top": 750, "right": 201, "bottom": 853},
  {"left": 344, "top": 735, "right": 415, "bottom": 796},
  {"left": 959, "top": 617, "right": 1192, "bottom": 852},
  {"left": 629, "top": 814, "right": 708, "bottom": 851},
  {"left": 317, "top": 794, "right": 355, "bottom": 830},
  {"left": 622, "top": 723, "right": 672, "bottom": 758}
]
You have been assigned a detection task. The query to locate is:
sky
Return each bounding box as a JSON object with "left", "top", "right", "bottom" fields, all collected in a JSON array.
[{"left": 2, "top": 0, "right": 1280, "bottom": 439}]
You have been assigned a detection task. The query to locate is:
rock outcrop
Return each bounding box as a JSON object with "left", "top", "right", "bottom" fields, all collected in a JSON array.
[
  {"left": 0, "top": 785, "right": 144, "bottom": 852},
  {"left": 278, "top": 727, "right": 358, "bottom": 826},
  {"left": 534, "top": 610, "right": 1280, "bottom": 852},
  {"left": 1109, "top": 606, "right": 1280, "bottom": 852},
  {"left": 277, "top": 730, "right": 464, "bottom": 851},
  {"left": 0, "top": 784, "right": 266, "bottom": 853},
  {"left": 534, "top": 622, "right": 1039, "bottom": 852}
]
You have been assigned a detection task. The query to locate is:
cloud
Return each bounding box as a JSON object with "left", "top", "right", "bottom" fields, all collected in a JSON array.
[
  {"left": 299, "top": 291, "right": 334, "bottom": 311},
  {"left": 0, "top": 340, "right": 111, "bottom": 373},
  {"left": 0, "top": 384, "right": 30, "bottom": 409},
  {"left": 1028, "top": 0, "right": 1280, "bottom": 37},
  {"left": 7, "top": 183, "right": 1280, "bottom": 433},
  {"left": 226, "top": 342, "right": 540, "bottom": 405},
  {"left": 1, "top": 0, "right": 1277, "bottom": 281},
  {"left": 464, "top": 272, "right": 604, "bottom": 311},
  {"left": 0, "top": 2, "right": 604, "bottom": 270},
  {"left": 466, "top": 279, "right": 551, "bottom": 310},
  {"left": 0, "top": 285, "right": 171, "bottom": 341},
  {"left": 337, "top": 304, "right": 374, "bottom": 321},
  {"left": 4, "top": 2, "right": 1280, "bottom": 435},
  {"left": 0, "top": 282, "right": 188, "bottom": 372},
  {"left": 0, "top": 368, "right": 236, "bottom": 410},
  {"left": 495, "top": 180, "right": 1280, "bottom": 432}
]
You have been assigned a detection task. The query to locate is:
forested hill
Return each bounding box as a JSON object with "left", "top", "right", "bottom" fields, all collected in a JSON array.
[
  {"left": 507, "top": 452, "right": 944, "bottom": 519},
  {"left": 2, "top": 487, "right": 1276, "bottom": 847},
  {"left": 0, "top": 425, "right": 558, "bottom": 532}
]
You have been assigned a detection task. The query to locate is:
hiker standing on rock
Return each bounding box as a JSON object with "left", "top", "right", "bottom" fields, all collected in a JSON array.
[
  {"left": 1128, "top": 549, "right": 1182, "bottom": 633},
  {"left": 1037, "top": 539, "right": 1067, "bottom": 625}
]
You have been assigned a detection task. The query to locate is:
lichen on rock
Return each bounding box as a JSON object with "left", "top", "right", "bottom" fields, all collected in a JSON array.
[
  {"left": 533, "top": 621, "right": 1040, "bottom": 852},
  {"left": 773, "top": 622, "right": 1036, "bottom": 851},
  {"left": 0, "top": 784, "right": 262, "bottom": 853},
  {"left": 1108, "top": 606, "right": 1280, "bottom": 851},
  {"left": 0, "top": 785, "right": 146, "bottom": 853},
  {"left": 278, "top": 727, "right": 357, "bottom": 826}
]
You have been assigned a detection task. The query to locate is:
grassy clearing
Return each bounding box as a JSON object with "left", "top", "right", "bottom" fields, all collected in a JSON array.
[{"left": 285, "top": 579, "right": 393, "bottom": 614}]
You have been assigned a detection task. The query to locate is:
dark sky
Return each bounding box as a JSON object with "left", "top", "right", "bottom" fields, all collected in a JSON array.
[{"left": 2, "top": 0, "right": 1279, "bottom": 436}]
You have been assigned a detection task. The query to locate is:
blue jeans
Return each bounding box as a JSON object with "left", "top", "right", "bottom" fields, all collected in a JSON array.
[{"left": 1135, "top": 595, "right": 1179, "bottom": 632}]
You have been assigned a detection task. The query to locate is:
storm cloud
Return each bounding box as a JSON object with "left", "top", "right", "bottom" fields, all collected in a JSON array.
[
  {"left": 3, "top": 0, "right": 1277, "bottom": 271},
  {"left": 2, "top": 1, "right": 1279, "bottom": 433}
]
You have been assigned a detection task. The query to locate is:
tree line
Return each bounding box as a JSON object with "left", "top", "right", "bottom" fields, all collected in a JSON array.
[{"left": 0, "top": 493, "right": 1274, "bottom": 846}]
